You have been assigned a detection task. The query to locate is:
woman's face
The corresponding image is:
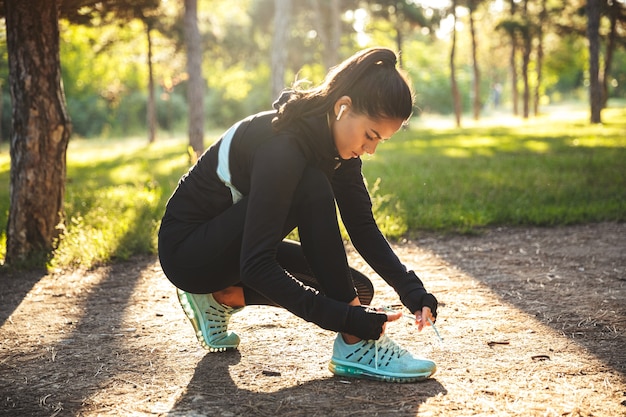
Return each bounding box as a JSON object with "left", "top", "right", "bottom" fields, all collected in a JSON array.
[{"left": 332, "top": 109, "right": 404, "bottom": 160}]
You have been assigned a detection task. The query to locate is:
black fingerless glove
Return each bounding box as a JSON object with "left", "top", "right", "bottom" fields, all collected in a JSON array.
[
  {"left": 420, "top": 293, "right": 438, "bottom": 318},
  {"left": 402, "top": 290, "right": 438, "bottom": 318},
  {"left": 344, "top": 305, "right": 388, "bottom": 340}
]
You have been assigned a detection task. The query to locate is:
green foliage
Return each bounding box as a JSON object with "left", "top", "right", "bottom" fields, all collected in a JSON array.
[
  {"left": 66, "top": 95, "right": 111, "bottom": 137},
  {"left": 543, "top": 34, "right": 587, "bottom": 96},
  {"left": 609, "top": 49, "right": 626, "bottom": 99},
  {"left": 2, "top": 106, "right": 624, "bottom": 267},
  {"left": 50, "top": 137, "right": 191, "bottom": 269},
  {"left": 50, "top": 0, "right": 626, "bottom": 136},
  {"left": 156, "top": 91, "right": 188, "bottom": 131}
]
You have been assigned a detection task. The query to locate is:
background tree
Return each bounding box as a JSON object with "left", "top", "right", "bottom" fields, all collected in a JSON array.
[
  {"left": 365, "top": 0, "right": 430, "bottom": 68},
  {"left": 498, "top": 0, "right": 521, "bottom": 116},
  {"left": 185, "top": 0, "right": 205, "bottom": 157},
  {"left": 519, "top": 0, "right": 534, "bottom": 119},
  {"left": 1, "top": 0, "right": 159, "bottom": 266},
  {"left": 587, "top": 0, "right": 602, "bottom": 124},
  {"left": 533, "top": 0, "right": 547, "bottom": 116},
  {"left": 449, "top": 0, "right": 462, "bottom": 128},
  {"left": 311, "top": 0, "right": 342, "bottom": 70},
  {"left": 600, "top": 0, "right": 626, "bottom": 109},
  {"left": 4, "top": 0, "right": 71, "bottom": 265},
  {"left": 271, "top": 0, "right": 293, "bottom": 100},
  {"left": 146, "top": 17, "right": 157, "bottom": 144},
  {"left": 467, "top": 0, "right": 482, "bottom": 120}
]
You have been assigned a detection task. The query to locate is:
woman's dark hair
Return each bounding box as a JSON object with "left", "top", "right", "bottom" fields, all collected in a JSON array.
[{"left": 272, "top": 47, "right": 414, "bottom": 131}]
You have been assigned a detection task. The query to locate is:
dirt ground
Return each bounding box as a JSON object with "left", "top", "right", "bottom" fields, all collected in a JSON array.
[{"left": 1, "top": 222, "right": 624, "bottom": 417}]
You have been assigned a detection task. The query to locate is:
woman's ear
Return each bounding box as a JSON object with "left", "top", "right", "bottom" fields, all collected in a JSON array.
[
  {"left": 334, "top": 96, "right": 352, "bottom": 120},
  {"left": 336, "top": 105, "right": 346, "bottom": 121}
]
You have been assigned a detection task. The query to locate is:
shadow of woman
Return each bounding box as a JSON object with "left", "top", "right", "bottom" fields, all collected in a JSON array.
[{"left": 167, "top": 351, "right": 447, "bottom": 416}]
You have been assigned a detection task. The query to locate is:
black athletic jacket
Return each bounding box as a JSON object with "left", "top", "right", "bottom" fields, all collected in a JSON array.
[{"left": 164, "top": 108, "right": 432, "bottom": 339}]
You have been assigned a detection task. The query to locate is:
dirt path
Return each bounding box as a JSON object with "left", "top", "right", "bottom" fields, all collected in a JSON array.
[{"left": 1, "top": 223, "right": 624, "bottom": 416}]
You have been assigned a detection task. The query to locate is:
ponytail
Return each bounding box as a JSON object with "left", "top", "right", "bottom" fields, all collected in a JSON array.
[{"left": 273, "top": 47, "right": 414, "bottom": 131}]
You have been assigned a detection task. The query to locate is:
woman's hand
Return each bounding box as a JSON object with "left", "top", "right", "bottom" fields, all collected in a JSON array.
[
  {"left": 379, "top": 308, "right": 401, "bottom": 335},
  {"left": 382, "top": 309, "right": 402, "bottom": 322},
  {"left": 414, "top": 306, "right": 435, "bottom": 332}
]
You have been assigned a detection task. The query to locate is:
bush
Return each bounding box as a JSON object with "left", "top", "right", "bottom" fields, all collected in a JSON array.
[
  {"left": 67, "top": 95, "right": 111, "bottom": 138},
  {"left": 156, "top": 91, "right": 187, "bottom": 132}
]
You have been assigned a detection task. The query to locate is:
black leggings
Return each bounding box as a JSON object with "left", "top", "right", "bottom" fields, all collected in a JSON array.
[{"left": 158, "top": 167, "right": 374, "bottom": 307}]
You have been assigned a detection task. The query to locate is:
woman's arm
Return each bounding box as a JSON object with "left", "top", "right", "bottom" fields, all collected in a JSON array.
[{"left": 332, "top": 158, "right": 438, "bottom": 317}]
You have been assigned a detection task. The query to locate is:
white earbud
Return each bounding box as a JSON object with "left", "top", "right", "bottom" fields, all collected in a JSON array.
[{"left": 336, "top": 105, "right": 346, "bottom": 121}]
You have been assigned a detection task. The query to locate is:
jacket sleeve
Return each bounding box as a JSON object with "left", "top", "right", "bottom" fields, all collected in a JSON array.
[
  {"left": 332, "top": 158, "right": 430, "bottom": 314},
  {"left": 238, "top": 138, "right": 387, "bottom": 339}
]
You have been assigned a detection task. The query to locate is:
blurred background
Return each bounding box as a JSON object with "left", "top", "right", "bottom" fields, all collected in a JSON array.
[{"left": 2, "top": 0, "right": 623, "bottom": 142}]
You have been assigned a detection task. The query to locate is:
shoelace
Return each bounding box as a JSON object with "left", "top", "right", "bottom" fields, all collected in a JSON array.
[{"left": 372, "top": 335, "right": 407, "bottom": 369}]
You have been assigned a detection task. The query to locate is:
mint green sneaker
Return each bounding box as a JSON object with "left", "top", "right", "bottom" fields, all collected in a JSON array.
[
  {"left": 329, "top": 333, "right": 436, "bottom": 383},
  {"left": 176, "top": 289, "right": 243, "bottom": 352}
]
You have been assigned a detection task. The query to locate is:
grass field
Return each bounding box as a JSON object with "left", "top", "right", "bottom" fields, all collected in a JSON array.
[
  {"left": 366, "top": 105, "right": 625, "bottom": 235},
  {"left": 0, "top": 104, "right": 624, "bottom": 268}
]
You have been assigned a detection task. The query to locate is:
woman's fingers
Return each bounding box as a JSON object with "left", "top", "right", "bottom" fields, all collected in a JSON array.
[
  {"left": 415, "top": 306, "right": 433, "bottom": 331},
  {"left": 383, "top": 309, "right": 402, "bottom": 322}
]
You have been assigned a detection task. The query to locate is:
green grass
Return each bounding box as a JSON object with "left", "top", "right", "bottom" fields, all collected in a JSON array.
[
  {"left": 0, "top": 135, "right": 193, "bottom": 269},
  {"left": 0, "top": 106, "right": 624, "bottom": 269},
  {"left": 365, "top": 106, "right": 626, "bottom": 237}
]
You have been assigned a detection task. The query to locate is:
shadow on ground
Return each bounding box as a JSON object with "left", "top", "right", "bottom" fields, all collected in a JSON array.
[
  {"left": 0, "top": 268, "right": 47, "bottom": 328},
  {"left": 416, "top": 223, "right": 626, "bottom": 377},
  {"left": 0, "top": 257, "right": 152, "bottom": 416},
  {"left": 167, "top": 350, "right": 447, "bottom": 416}
]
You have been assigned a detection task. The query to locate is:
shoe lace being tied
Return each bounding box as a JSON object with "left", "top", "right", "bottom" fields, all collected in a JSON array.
[{"left": 373, "top": 335, "right": 407, "bottom": 369}]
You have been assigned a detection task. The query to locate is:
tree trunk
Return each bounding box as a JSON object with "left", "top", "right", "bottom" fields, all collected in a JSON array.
[
  {"left": 468, "top": 0, "right": 481, "bottom": 120},
  {"left": 521, "top": 28, "right": 531, "bottom": 119},
  {"left": 5, "top": 0, "right": 72, "bottom": 265},
  {"left": 601, "top": 2, "right": 618, "bottom": 109},
  {"left": 534, "top": 0, "right": 546, "bottom": 116},
  {"left": 184, "top": 0, "right": 205, "bottom": 158},
  {"left": 311, "top": 0, "right": 340, "bottom": 70},
  {"left": 586, "top": 0, "right": 602, "bottom": 124},
  {"left": 508, "top": 0, "right": 519, "bottom": 116},
  {"left": 395, "top": 23, "right": 404, "bottom": 69},
  {"left": 0, "top": 82, "right": 3, "bottom": 145},
  {"left": 450, "top": 1, "right": 462, "bottom": 128},
  {"left": 509, "top": 41, "right": 518, "bottom": 116},
  {"left": 271, "top": 0, "right": 292, "bottom": 101},
  {"left": 146, "top": 20, "right": 156, "bottom": 144},
  {"left": 328, "top": 0, "right": 340, "bottom": 68},
  {"left": 521, "top": 0, "right": 530, "bottom": 119}
]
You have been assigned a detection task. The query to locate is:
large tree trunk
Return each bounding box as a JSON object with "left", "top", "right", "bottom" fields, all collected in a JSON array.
[
  {"left": 5, "top": 0, "right": 72, "bottom": 266},
  {"left": 184, "top": 0, "right": 204, "bottom": 158},
  {"left": 450, "top": 1, "right": 462, "bottom": 128},
  {"left": 586, "top": 0, "right": 602, "bottom": 124},
  {"left": 468, "top": 0, "right": 481, "bottom": 121},
  {"left": 271, "top": 0, "right": 292, "bottom": 101}
]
